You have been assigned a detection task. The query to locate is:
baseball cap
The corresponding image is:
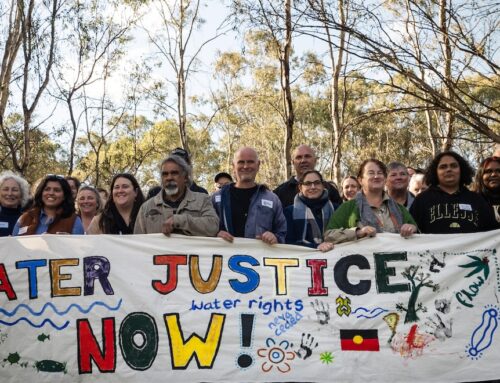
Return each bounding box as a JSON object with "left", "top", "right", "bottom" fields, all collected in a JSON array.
[{"left": 171, "top": 147, "right": 191, "bottom": 165}]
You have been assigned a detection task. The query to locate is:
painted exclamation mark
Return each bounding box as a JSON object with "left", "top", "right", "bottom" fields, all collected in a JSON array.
[{"left": 237, "top": 313, "right": 255, "bottom": 368}]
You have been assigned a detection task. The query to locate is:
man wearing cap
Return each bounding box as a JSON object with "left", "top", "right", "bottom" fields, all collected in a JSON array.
[
  {"left": 134, "top": 155, "right": 219, "bottom": 236},
  {"left": 212, "top": 147, "right": 286, "bottom": 244},
  {"left": 170, "top": 147, "right": 208, "bottom": 194},
  {"left": 213, "top": 172, "right": 233, "bottom": 192},
  {"left": 274, "top": 144, "right": 342, "bottom": 208}
]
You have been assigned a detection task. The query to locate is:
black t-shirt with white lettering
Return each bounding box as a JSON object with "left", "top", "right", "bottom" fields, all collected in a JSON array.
[{"left": 409, "top": 186, "right": 498, "bottom": 234}]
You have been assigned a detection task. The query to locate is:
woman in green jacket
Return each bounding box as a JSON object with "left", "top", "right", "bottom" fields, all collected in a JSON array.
[{"left": 324, "top": 159, "right": 417, "bottom": 244}]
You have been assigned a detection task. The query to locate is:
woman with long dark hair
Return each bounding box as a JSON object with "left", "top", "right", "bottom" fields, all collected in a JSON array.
[
  {"left": 13, "top": 175, "right": 83, "bottom": 235},
  {"left": 87, "top": 173, "right": 144, "bottom": 234}
]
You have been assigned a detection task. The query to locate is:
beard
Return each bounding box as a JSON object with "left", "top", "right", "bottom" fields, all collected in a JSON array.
[{"left": 164, "top": 182, "right": 179, "bottom": 196}]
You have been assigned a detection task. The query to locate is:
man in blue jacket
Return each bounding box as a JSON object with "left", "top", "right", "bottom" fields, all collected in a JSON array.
[{"left": 212, "top": 147, "right": 287, "bottom": 244}]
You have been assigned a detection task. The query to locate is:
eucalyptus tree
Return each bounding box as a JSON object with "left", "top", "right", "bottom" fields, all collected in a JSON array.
[
  {"left": 142, "top": 0, "right": 228, "bottom": 152},
  {"left": 300, "top": 0, "right": 500, "bottom": 149},
  {"left": 232, "top": 0, "right": 298, "bottom": 178},
  {"left": 50, "top": 0, "right": 135, "bottom": 176},
  {"left": 0, "top": 0, "right": 60, "bottom": 175}
]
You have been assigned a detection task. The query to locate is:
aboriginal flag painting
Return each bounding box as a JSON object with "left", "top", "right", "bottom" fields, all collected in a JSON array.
[{"left": 340, "top": 329, "right": 380, "bottom": 351}]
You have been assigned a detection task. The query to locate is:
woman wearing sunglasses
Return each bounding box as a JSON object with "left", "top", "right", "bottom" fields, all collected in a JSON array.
[
  {"left": 284, "top": 170, "right": 336, "bottom": 252},
  {"left": 12, "top": 175, "right": 84, "bottom": 235}
]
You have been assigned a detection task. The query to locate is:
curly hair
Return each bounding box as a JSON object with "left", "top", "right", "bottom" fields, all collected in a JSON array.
[
  {"left": 0, "top": 171, "right": 31, "bottom": 208},
  {"left": 424, "top": 151, "right": 474, "bottom": 188},
  {"left": 32, "top": 175, "right": 75, "bottom": 218}
]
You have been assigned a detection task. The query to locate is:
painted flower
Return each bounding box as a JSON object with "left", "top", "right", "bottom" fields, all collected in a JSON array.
[{"left": 257, "top": 337, "right": 295, "bottom": 373}]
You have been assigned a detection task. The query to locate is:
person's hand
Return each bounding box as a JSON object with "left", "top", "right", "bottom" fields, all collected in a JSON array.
[
  {"left": 257, "top": 231, "right": 278, "bottom": 245},
  {"left": 162, "top": 216, "right": 174, "bottom": 236},
  {"left": 318, "top": 242, "right": 334, "bottom": 252},
  {"left": 400, "top": 224, "right": 417, "bottom": 238},
  {"left": 356, "top": 226, "right": 376, "bottom": 239},
  {"left": 217, "top": 230, "right": 234, "bottom": 243}
]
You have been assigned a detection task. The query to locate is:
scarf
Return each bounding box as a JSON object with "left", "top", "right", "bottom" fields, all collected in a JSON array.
[
  {"left": 292, "top": 190, "right": 335, "bottom": 245},
  {"left": 355, "top": 191, "right": 403, "bottom": 233}
]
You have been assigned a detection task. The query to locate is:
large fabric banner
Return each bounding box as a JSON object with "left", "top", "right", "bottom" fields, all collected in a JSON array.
[{"left": 0, "top": 231, "right": 499, "bottom": 382}]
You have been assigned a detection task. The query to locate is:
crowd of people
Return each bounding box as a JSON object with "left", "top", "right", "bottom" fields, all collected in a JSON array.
[{"left": 0, "top": 144, "right": 499, "bottom": 251}]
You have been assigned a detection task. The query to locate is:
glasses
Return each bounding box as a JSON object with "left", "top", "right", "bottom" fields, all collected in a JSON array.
[
  {"left": 301, "top": 180, "right": 322, "bottom": 187},
  {"left": 484, "top": 168, "right": 500, "bottom": 175}
]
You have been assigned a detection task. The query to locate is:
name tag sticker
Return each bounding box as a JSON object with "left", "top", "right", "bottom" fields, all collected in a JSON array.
[
  {"left": 18, "top": 226, "right": 28, "bottom": 235},
  {"left": 459, "top": 204, "right": 472, "bottom": 211},
  {"left": 0, "top": 222, "right": 8, "bottom": 229},
  {"left": 262, "top": 199, "right": 273, "bottom": 208},
  {"left": 214, "top": 195, "right": 221, "bottom": 203}
]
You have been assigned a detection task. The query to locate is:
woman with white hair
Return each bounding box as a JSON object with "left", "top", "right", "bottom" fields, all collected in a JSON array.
[{"left": 0, "top": 171, "right": 31, "bottom": 236}]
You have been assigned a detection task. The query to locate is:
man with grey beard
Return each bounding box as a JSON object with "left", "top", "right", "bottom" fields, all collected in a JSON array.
[{"left": 134, "top": 155, "right": 219, "bottom": 236}]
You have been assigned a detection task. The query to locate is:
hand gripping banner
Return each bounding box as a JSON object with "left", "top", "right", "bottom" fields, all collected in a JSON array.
[{"left": 0, "top": 231, "right": 499, "bottom": 382}]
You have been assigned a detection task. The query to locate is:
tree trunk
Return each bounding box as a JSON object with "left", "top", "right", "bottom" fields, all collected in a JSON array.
[
  {"left": 177, "top": 2, "right": 189, "bottom": 152},
  {"left": 329, "top": 0, "right": 346, "bottom": 186},
  {"left": 439, "top": 0, "right": 454, "bottom": 151},
  {"left": 281, "top": 0, "right": 294, "bottom": 179},
  {"left": 425, "top": 107, "right": 437, "bottom": 157}
]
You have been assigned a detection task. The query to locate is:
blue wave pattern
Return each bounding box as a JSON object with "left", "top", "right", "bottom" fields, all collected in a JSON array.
[
  {"left": 353, "top": 306, "right": 388, "bottom": 319},
  {"left": 0, "top": 318, "right": 69, "bottom": 330},
  {"left": 0, "top": 299, "right": 123, "bottom": 317}
]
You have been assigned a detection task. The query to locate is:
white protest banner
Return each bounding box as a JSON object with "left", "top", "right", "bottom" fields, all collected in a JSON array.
[{"left": 0, "top": 231, "right": 499, "bottom": 382}]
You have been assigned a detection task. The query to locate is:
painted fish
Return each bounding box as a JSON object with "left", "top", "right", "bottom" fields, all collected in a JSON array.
[
  {"left": 35, "top": 360, "right": 66, "bottom": 373},
  {"left": 37, "top": 333, "right": 50, "bottom": 342}
]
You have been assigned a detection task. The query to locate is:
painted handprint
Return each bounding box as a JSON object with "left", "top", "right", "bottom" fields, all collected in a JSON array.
[
  {"left": 292, "top": 333, "right": 318, "bottom": 360},
  {"left": 311, "top": 299, "right": 330, "bottom": 325}
]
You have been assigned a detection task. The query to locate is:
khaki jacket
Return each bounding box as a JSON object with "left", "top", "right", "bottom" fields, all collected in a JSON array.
[{"left": 134, "top": 188, "right": 219, "bottom": 236}]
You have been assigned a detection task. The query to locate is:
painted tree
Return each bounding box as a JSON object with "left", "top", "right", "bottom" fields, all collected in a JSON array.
[{"left": 396, "top": 265, "right": 439, "bottom": 324}]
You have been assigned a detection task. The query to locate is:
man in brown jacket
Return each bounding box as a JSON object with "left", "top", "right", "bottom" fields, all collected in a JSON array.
[{"left": 134, "top": 155, "right": 219, "bottom": 236}]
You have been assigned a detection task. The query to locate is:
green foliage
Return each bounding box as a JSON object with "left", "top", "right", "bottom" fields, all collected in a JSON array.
[{"left": 0, "top": 114, "right": 64, "bottom": 184}]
